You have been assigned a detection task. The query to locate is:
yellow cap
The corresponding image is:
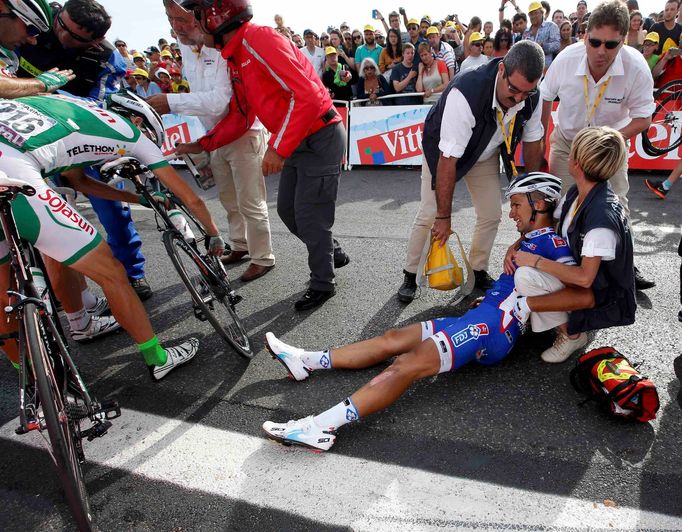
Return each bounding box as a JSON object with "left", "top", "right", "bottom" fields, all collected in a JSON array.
[
  {"left": 426, "top": 26, "right": 439, "bottom": 36},
  {"left": 132, "top": 52, "right": 145, "bottom": 60},
  {"left": 132, "top": 68, "right": 149, "bottom": 79},
  {"left": 469, "top": 31, "right": 485, "bottom": 44},
  {"left": 364, "top": 24, "right": 375, "bottom": 32},
  {"left": 407, "top": 18, "right": 419, "bottom": 26},
  {"left": 160, "top": 49, "right": 173, "bottom": 58},
  {"left": 644, "top": 31, "right": 660, "bottom": 44},
  {"left": 528, "top": 1, "right": 544, "bottom": 12},
  {"left": 445, "top": 21, "right": 456, "bottom": 28},
  {"left": 325, "top": 46, "right": 338, "bottom": 55}
]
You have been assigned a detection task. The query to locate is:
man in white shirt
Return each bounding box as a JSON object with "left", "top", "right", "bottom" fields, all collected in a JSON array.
[
  {"left": 459, "top": 32, "right": 490, "bottom": 74},
  {"left": 301, "top": 28, "right": 325, "bottom": 78},
  {"left": 539, "top": 0, "right": 655, "bottom": 289},
  {"left": 426, "top": 26, "right": 456, "bottom": 79},
  {"left": 149, "top": 0, "right": 275, "bottom": 282}
]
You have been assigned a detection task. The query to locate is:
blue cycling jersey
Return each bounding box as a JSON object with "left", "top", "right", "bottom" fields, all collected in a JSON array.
[{"left": 423, "top": 226, "right": 576, "bottom": 371}]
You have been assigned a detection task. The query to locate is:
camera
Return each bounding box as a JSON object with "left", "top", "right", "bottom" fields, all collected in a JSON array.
[{"left": 399, "top": 7, "right": 406, "bottom": 15}]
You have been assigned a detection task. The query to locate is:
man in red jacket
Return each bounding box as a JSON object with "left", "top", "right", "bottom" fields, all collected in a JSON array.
[{"left": 176, "top": 0, "right": 348, "bottom": 311}]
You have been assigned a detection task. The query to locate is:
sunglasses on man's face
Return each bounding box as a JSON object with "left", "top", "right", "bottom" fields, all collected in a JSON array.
[
  {"left": 56, "top": 10, "right": 92, "bottom": 43},
  {"left": 472, "top": 42, "right": 483, "bottom": 47},
  {"left": 587, "top": 37, "right": 621, "bottom": 49},
  {"left": 0, "top": 11, "right": 41, "bottom": 37},
  {"left": 134, "top": 76, "right": 146, "bottom": 80}
]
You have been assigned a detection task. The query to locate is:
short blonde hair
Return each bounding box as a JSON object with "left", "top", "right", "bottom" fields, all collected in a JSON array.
[{"left": 570, "top": 126, "right": 626, "bottom": 183}]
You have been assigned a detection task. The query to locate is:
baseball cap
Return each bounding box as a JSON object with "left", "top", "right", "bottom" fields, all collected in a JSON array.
[
  {"left": 325, "top": 46, "right": 338, "bottom": 55},
  {"left": 132, "top": 68, "right": 149, "bottom": 79},
  {"left": 374, "top": 29, "right": 384, "bottom": 36},
  {"left": 528, "top": 1, "right": 544, "bottom": 13},
  {"left": 155, "top": 67, "right": 170, "bottom": 78},
  {"left": 469, "top": 31, "right": 485, "bottom": 44},
  {"left": 160, "top": 49, "right": 173, "bottom": 58},
  {"left": 132, "top": 52, "right": 145, "bottom": 60},
  {"left": 577, "top": 0, "right": 587, "bottom": 6},
  {"left": 144, "top": 46, "right": 160, "bottom": 55},
  {"left": 445, "top": 21, "right": 456, "bottom": 28},
  {"left": 364, "top": 24, "right": 375, "bottom": 32},
  {"left": 644, "top": 31, "right": 659, "bottom": 44},
  {"left": 421, "top": 15, "right": 431, "bottom": 24},
  {"left": 407, "top": 18, "right": 419, "bottom": 27},
  {"left": 168, "top": 67, "right": 181, "bottom": 76},
  {"left": 426, "top": 26, "right": 439, "bottom": 36},
  {"left": 303, "top": 29, "right": 317, "bottom": 37}
]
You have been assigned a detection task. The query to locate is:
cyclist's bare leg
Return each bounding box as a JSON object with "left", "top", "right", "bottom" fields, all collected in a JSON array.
[
  {"left": 0, "top": 262, "right": 19, "bottom": 365},
  {"left": 327, "top": 324, "right": 423, "bottom": 369},
  {"left": 42, "top": 256, "right": 88, "bottom": 313},
  {"left": 67, "top": 241, "right": 154, "bottom": 343},
  {"left": 348, "top": 339, "right": 441, "bottom": 417}
]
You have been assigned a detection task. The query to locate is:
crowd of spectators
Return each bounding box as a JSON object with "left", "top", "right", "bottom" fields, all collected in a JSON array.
[
  {"left": 211, "top": 1, "right": 682, "bottom": 106},
  {"left": 117, "top": 36, "right": 190, "bottom": 98}
]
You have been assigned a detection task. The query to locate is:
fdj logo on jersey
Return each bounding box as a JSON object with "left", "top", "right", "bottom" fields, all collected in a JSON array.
[
  {"left": 38, "top": 188, "right": 95, "bottom": 235},
  {"left": 452, "top": 323, "right": 489, "bottom": 347}
]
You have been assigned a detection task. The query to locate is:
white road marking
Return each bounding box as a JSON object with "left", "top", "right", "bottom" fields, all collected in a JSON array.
[{"left": 2, "top": 409, "right": 680, "bottom": 530}]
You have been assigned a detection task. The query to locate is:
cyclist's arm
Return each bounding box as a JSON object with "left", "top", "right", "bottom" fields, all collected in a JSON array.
[
  {"left": 152, "top": 165, "right": 220, "bottom": 237},
  {"left": 0, "top": 77, "right": 47, "bottom": 98},
  {"left": 60, "top": 168, "right": 141, "bottom": 203}
]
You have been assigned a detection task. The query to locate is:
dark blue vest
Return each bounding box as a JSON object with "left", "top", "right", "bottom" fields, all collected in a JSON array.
[
  {"left": 559, "top": 182, "right": 636, "bottom": 334},
  {"left": 421, "top": 58, "right": 540, "bottom": 188}
]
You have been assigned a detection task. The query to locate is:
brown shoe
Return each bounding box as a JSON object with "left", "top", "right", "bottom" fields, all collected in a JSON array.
[
  {"left": 240, "top": 263, "right": 274, "bottom": 282},
  {"left": 221, "top": 250, "right": 248, "bottom": 265}
]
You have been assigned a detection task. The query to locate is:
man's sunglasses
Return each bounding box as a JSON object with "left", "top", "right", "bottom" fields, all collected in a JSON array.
[
  {"left": 471, "top": 42, "right": 483, "bottom": 47},
  {"left": 587, "top": 37, "right": 621, "bottom": 49},
  {"left": 133, "top": 76, "right": 147, "bottom": 80},
  {"left": 0, "top": 11, "right": 41, "bottom": 37},
  {"left": 56, "top": 10, "right": 92, "bottom": 43}
]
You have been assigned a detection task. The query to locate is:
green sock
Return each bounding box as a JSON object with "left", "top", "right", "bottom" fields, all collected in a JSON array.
[{"left": 137, "top": 336, "right": 168, "bottom": 366}]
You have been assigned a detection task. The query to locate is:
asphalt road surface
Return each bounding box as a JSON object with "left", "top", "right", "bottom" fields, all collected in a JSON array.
[{"left": 0, "top": 166, "right": 680, "bottom": 532}]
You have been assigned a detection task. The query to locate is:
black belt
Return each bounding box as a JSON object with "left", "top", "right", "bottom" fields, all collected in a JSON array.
[{"left": 321, "top": 107, "right": 337, "bottom": 124}]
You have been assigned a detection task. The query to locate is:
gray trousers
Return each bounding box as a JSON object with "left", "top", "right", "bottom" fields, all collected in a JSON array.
[{"left": 277, "top": 122, "right": 346, "bottom": 292}]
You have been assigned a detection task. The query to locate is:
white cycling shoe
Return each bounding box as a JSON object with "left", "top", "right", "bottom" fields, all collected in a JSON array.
[
  {"left": 149, "top": 338, "right": 200, "bottom": 381},
  {"left": 86, "top": 296, "right": 110, "bottom": 317},
  {"left": 71, "top": 315, "right": 120, "bottom": 342},
  {"left": 262, "top": 416, "right": 336, "bottom": 452},
  {"left": 265, "top": 332, "right": 311, "bottom": 381}
]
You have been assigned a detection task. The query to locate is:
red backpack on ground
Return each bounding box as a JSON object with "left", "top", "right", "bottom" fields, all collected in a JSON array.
[{"left": 569, "top": 346, "right": 660, "bottom": 422}]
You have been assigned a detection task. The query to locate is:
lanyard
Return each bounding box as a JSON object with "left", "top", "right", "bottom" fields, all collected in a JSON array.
[
  {"left": 583, "top": 75, "right": 611, "bottom": 126},
  {"left": 496, "top": 109, "right": 518, "bottom": 177}
]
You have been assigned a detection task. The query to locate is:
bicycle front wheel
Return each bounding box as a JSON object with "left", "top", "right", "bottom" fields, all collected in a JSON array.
[
  {"left": 642, "top": 89, "right": 682, "bottom": 156},
  {"left": 23, "top": 303, "right": 92, "bottom": 531},
  {"left": 163, "top": 231, "right": 253, "bottom": 358}
]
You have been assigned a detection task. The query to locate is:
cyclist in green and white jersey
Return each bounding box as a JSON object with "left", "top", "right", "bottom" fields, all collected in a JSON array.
[
  {"left": 0, "top": 90, "right": 226, "bottom": 380},
  {"left": 0, "top": 0, "right": 75, "bottom": 98}
]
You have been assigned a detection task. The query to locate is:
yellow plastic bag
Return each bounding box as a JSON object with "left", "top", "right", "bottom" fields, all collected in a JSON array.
[{"left": 423, "top": 237, "right": 463, "bottom": 291}]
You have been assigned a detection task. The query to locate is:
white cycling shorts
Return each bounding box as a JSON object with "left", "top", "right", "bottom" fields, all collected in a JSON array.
[{"left": 0, "top": 144, "right": 101, "bottom": 265}]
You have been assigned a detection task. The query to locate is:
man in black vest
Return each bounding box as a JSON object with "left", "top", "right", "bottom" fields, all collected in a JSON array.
[
  {"left": 18, "top": 0, "right": 154, "bottom": 300},
  {"left": 398, "top": 40, "right": 546, "bottom": 302}
]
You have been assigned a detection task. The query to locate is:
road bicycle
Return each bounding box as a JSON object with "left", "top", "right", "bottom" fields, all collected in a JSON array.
[
  {"left": 0, "top": 174, "right": 121, "bottom": 531},
  {"left": 641, "top": 79, "right": 682, "bottom": 156},
  {"left": 101, "top": 158, "right": 253, "bottom": 359}
]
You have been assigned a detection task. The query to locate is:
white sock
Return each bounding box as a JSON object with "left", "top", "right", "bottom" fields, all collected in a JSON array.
[
  {"left": 66, "top": 308, "right": 90, "bottom": 331},
  {"left": 313, "top": 397, "right": 360, "bottom": 430},
  {"left": 81, "top": 288, "right": 97, "bottom": 311},
  {"left": 301, "top": 349, "right": 332, "bottom": 370}
]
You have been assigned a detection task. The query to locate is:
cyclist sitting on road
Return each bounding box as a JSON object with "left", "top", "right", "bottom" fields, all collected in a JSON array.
[
  {"left": 262, "top": 172, "right": 594, "bottom": 452},
  {"left": 0, "top": 90, "right": 226, "bottom": 380}
]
